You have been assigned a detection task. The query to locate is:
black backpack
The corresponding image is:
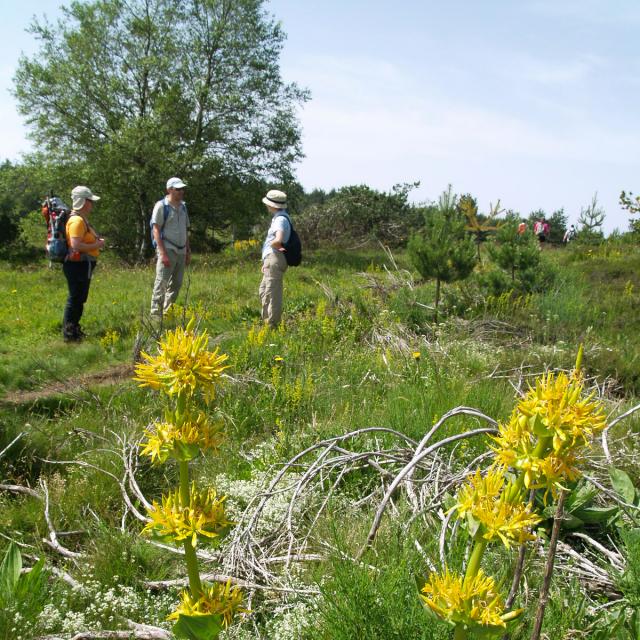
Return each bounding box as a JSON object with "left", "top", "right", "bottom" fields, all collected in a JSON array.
[
  {"left": 42, "top": 195, "right": 72, "bottom": 262},
  {"left": 278, "top": 215, "right": 302, "bottom": 267}
]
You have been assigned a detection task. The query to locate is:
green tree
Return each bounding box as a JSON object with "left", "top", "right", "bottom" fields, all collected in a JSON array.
[
  {"left": 0, "top": 159, "right": 56, "bottom": 258},
  {"left": 547, "top": 208, "right": 568, "bottom": 244},
  {"left": 488, "top": 213, "right": 540, "bottom": 286},
  {"left": 407, "top": 187, "right": 477, "bottom": 322},
  {"left": 620, "top": 190, "right": 640, "bottom": 235},
  {"left": 577, "top": 193, "right": 605, "bottom": 243},
  {"left": 14, "top": 0, "right": 309, "bottom": 260},
  {"left": 458, "top": 194, "right": 501, "bottom": 262},
  {"left": 296, "top": 183, "right": 422, "bottom": 248}
]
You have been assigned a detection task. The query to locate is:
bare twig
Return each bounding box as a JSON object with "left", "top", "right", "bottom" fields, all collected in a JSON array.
[
  {"left": 0, "top": 483, "right": 41, "bottom": 499},
  {"left": 361, "top": 426, "right": 497, "bottom": 555},
  {"left": 602, "top": 402, "right": 640, "bottom": 464},
  {"left": 40, "top": 479, "right": 83, "bottom": 560},
  {"left": 0, "top": 432, "right": 25, "bottom": 459},
  {"left": 531, "top": 489, "right": 567, "bottom": 640}
]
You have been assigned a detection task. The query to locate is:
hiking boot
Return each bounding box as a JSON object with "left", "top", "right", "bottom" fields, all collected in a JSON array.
[{"left": 63, "top": 323, "right": 82, "bottom": 342}]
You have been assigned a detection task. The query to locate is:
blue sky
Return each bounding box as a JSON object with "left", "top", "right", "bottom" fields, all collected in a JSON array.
[{"left": 3, "top": 0, "right": 639, "bottom": 232}]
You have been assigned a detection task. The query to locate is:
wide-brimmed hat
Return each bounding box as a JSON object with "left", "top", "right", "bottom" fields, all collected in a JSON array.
[
  {"left": 166, "top": 177, "right": 187, "bottom": 190},
  {"left": 262, "top": 189, "right": 287, "bottom": 209},
  {"left": 71, "top": 185, "right": 100, "bottom": 210}
]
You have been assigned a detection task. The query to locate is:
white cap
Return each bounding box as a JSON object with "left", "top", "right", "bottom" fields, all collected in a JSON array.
[
  {"left": 166, "top": 177, "right": 187, "bottom": 190},
  {"left": 71, "top": 185, "right": 100, "bottom": 210}
]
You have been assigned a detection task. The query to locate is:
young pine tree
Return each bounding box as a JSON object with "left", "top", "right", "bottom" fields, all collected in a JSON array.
[
  {"left": 488, "top": 215, "right": 540, "bottom": 286},
  {"left": 407, "top": 187, "right": 477, "bottom": 322}
]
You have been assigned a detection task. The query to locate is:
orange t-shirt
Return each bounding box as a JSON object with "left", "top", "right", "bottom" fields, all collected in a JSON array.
[{"left": 66, "top": 215, "right": 100, "bottom": 258}]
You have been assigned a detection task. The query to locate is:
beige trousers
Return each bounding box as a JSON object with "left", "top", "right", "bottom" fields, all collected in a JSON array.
[
  {"left": 259, "top": 251, "right": 288, "bottom": 327},
  {"left": 150, "top": 249, "right": 186, "bottom": 317}
]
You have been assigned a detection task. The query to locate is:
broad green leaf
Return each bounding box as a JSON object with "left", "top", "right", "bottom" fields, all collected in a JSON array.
[
  {"left": 573, "top": 506, "right": 619, "bottom": 524},
  {"left": 560, "top": 513, "right": 585, "bottom": 530},
  {"left": 172, "top": 613, "right": 224, "bottom": 640},
  {"left": 172, "top": 440, "right": 202, "bottom": 462},
  {"left": 565, "top": 481, "right": 597, "bottom": 512},
  {"left": 0, "top": 543, "right": 22, "bottom": 596},
  {"left": 609, "top": 468, "right": 636, "bottom": 505},
  {"left": 19, "top": 557, "right": 46, "bottom": 594}
]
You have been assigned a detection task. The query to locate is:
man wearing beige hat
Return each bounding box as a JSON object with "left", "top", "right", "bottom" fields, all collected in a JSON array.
[
  {"left": 150, "top": 177, "right": 191, "bottom": 318},
  {"left": 259, "top": 189, "right": 291, "bottom": 327}
]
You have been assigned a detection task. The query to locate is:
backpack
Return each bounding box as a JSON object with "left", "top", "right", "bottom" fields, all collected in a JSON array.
[
  {"left": 150, "top": 200, "right": 187, "bottom": 249},
  {"left": 42, "top": 195, "right": 72, "bottom": 262},
  {"left": 278, "top": 215, "right": 302, "bottom": 266}
]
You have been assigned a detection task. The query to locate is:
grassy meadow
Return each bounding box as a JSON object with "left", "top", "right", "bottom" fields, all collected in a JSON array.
[{"left": 1, "top": 233, "right": 640, "bottom": 639}]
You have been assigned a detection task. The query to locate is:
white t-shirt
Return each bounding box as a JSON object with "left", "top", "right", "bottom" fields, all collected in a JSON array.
[{"left": 261, "top": 211, "right": 291, "bottom": 260}]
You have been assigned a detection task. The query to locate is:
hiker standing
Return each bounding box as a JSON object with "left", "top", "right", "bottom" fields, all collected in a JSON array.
[
  {"left": 259, "top": 189, "right": 291, "bottom": 328},
  {"left": 62, "top": 186, "right": 104, "bottom": 342},
  {"left": 563, "top": 224, "right": 576, "bottom": 243},
  {"left": 150, "top": 177, "right": 191, "bottom": 319}
]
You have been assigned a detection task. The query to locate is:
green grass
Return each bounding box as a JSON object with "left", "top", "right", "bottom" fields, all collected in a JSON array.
[{"left": 1, "top": 238, "right": 640, "bottom": 639}]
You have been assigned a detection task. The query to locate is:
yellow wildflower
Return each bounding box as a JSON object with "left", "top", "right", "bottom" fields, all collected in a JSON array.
[
  {"left": 421, "top": 568, "right": 520, "bottom": 629},
  {"left": 142, "top": 483, "right": 232, "bottom": 548},
  {"left": 134, "top": 320, "right": 228, "bottom": 402},
  {"left": 168, "top": 580, "right": 247, "bottom": 627},
  {"left": 412, "top": 351, "right": 421, "bottom": 360},
  {"left": 515, "top": 371, "right": 606, "bottom": 454},
  {"left": 140, "top": 412, "right": 225, "bottom": 463},
  {"left": 491, "top": 369, "right": 607, "bottom": 491},
  {"left": 453, "top": 468, "right": 541, "bottom": 548}
]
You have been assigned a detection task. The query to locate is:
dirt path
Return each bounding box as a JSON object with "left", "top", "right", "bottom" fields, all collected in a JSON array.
[{"left": 1, "top": 363, "right": 134, "bottom": 405}]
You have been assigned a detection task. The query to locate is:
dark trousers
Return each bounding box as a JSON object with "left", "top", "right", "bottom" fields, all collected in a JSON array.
[{"left": 63, "top": 261, "right": 96, "bottom": 329}]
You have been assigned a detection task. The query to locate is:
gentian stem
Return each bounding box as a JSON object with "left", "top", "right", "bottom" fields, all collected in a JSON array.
[
  {"left": 464, "top": 538, "right": 488, "bottom": 584},
  {"left": 179, "top": 460, "right": 202, "bottom": 596}
]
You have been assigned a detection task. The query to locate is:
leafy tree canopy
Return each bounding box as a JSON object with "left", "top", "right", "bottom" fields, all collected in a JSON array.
[
  {"left": 14, "top": 0, "right": 309, "bottom": 260},
  {"left": 296, "top": 182, "right": 422, "bottom": 248}
]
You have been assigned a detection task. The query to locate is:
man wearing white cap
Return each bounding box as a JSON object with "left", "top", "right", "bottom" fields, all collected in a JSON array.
[
  {"left": 62, "top": 186, "right": 104, "bottom": 341},
  {"left": 150, "top": 177, "right": 191, "bottom": 318},
  {"left": 259, "top": 189, "right": 291, "bottom": 327}
]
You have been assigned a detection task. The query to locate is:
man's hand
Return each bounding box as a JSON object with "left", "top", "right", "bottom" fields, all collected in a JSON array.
[{"left": 161, "top": 253, "right": 171, "bottom": 267}]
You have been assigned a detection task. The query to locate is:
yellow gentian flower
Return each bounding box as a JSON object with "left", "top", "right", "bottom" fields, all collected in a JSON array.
[
  {"left": 134, "top": 320, "right": 229, "bottom": 403},
  {"left": 421, "top": 568, "right": 521, "bottom": 630},
  {"left": 168, "top": 580, "right": 247, "bottom": 627},
  {"left": 142, "top": 483, "right": 232, "bottom": 548}
]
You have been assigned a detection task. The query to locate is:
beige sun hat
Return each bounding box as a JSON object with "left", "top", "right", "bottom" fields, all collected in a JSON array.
[
  {"left": 262, "top": 189, "right": 287, "bottom": 209},
  {"left": 71, "top": 186, "right": 100, "bottom": 210}
]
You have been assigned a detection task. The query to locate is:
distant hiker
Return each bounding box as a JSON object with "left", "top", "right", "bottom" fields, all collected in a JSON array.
[
  {"left": 62, "top": 186, "right": 104, "bottom": 342},
  {"left": 534, "top": 218, "right": 548, "bottom": 243},
  {"left": 150, "top": 177, "right": 191, "bottom": 319},
  {"left": 517, "top": 221, "right": 527, "bottom": 235},
  {"left": 259, "top": 189, "right": 291, "bottom": 327},
  {"left": 563, "top": 224, "right": 577, "bottom": 243}
]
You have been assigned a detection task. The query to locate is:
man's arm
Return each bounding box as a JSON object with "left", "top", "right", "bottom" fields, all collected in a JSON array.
[
  {"left": 271, "top": 229, "right": 285, "bottom": 251},
  {"left": 153, "top": 223, "right": 171, "bottom": 266}
]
